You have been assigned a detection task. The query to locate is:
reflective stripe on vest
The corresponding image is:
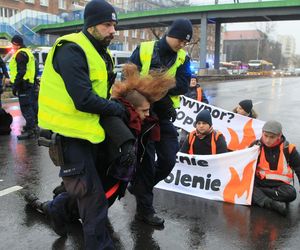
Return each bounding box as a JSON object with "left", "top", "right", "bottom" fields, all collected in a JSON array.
[
  {"left": 38, "top": 32, "right": 111, "bottom": 143},
  {"left": 256, "top": 143, "right": 295, "bottom": 184},
  {"left": 196, "top": 87, "right": 203, "bottom": 102},
  {"left": 188, "top": 130, "right": 222, "bottom": 155},
  {"left": 9, "top": 48, "right": 35, "bottom": 84},
  {"left": 139, "top": 40, "right": 186, "bottom": 108}
]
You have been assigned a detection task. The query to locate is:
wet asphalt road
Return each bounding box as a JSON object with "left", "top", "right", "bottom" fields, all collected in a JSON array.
[{"left": 1, "top": 77, "right": 300, "bottom": 250}]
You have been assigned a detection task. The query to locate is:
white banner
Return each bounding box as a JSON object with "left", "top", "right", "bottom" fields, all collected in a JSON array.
[
  {"left": 156, "top": 146, "right": 259, "bottom": 205},
  {"left": 175, "top": 96, "right": 265, "bottom": 150}
]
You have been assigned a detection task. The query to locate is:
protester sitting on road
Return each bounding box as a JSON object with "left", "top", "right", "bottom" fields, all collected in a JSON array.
[
  {"left": 184, "top": 74, "right": 209, "bottom": 104},
  {"left": 25, "top": 64, "right": 175, "bottom": 235},
  {"left": 180, "top": 110, "right": 228, "bottom": 155},
  {"left": 250, "top": 120, "right": 300, "bottom": 216},
  {"left": 233, "top": 99, "right": 257, "bottom": 118}
]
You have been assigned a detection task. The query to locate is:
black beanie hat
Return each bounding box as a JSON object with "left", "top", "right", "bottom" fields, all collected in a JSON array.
[
  {"left": 11, "top": 35, "right": 23, "bottom": 46},
  {"left": 196, "top": 110, "right": 212, "bottom": 126},
  {"left": 84, "top": 0, "right": 117, "bottom": 29},
  {"left": 239, "top": 99, "right": 253, "bottom": 114},
  {"left": 167, "top": 18, "right": 193, "bottom": 42}
]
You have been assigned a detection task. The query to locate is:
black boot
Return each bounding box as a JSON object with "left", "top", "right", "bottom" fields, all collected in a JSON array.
[
  {"left": 24, "top": 193, "right": 48, "bottom": 215},
  {"left": 264, "top": 198, "right": 287, "bottom": 216},
  {"left": 135, "top": 212, "right": 165, "bottom": 226}
]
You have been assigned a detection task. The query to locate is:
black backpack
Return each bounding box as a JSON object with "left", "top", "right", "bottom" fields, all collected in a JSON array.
[{"left": 0, "top": 108, "right": 13, "bottom": 135}]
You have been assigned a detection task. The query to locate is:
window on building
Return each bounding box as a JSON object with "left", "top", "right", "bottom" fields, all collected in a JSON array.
[
  {"left": 40, "top": 0, "right": 49, "bottom": 6},
  {"left": 25, "top": 0, "right": 35, "bottom": 3},
  {"left": 58, "top": 0, "right": 66, "bottom": 10},
  {"left": 124, "top": 30, "right": 128, "bottom": 37},
  {"left": 140, "top": 31, "right": 145, "bottom": 40},
  {"left": 115, "top": 30, "right": 119, "bottom": 36},
  {"left": 132, "top": 29, "right": 137, "bottom": 38}
]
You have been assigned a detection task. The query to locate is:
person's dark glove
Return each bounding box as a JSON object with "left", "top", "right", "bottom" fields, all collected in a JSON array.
[
  {"left": 0, "top": 86, "right": 3, "bottom": 95},
  {"left": 107, "top": 140, "right": 136, "bottom": 181},
  {"left": 119, "top": 140, "right": 136, "bottom": 170},
  {"left": 109, "top": 98, "right": 128, "bottom": 119}
]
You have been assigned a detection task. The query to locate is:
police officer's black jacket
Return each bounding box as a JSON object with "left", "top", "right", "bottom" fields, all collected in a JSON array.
[
  {"left": 52, "top": 29, "right": 122, "bottom": 117},
  {"left": 0, "top": 57, "right": 9, "bottom": 79},
  {"left": 129, "top": 36, "right": 191, "bottom": 119}
]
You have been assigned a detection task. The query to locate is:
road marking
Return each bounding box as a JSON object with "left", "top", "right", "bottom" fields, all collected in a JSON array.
[
  {"left": 0, "top": 186, "right": 23, "bottom": 197},
  {"left": 253, "top": 101, "right": 262, "bottom": 106},
  {"left": 0, "top": 179, "right": 3, "bottom": 182}
]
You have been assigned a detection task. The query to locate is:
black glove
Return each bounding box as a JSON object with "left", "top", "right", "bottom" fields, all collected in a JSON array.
[
  {"left": 119, "top": 140, "right": 136, "bottom": 169},
  {"left": 107, "top": 140, "right": 136, "bottom": 181}
]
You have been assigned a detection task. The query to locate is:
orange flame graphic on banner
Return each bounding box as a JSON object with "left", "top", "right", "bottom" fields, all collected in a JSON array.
[
  {"left": 227, "top": 119, "right": 256, "bottom": 151},
  {"left": 223, "top": 160, "right": 256, "bottom": 204}
]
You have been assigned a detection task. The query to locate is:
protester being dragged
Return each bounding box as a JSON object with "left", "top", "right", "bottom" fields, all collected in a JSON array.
[
  {"left": 180, "top": 109, "right": 228, "bottom": 155},
  {"left": 250, "top": 120, "right": 300, "bottom": 216},
  {"left": 25, "top": 63, "right": 175, "bottom": 235},
  {"left": 233, "top": 99, "right": 258, "bottom": 118}
]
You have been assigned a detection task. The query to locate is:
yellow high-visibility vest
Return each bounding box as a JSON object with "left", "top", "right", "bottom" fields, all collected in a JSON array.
[
  {"left": 9, "top": 47, "right": 35, "bottom": 84},
  {"left": 139, "top": 41, "right": 186, "bottom": 108},
  {"left": 38, "top": 32, "right": 112, "bottom": 143}
]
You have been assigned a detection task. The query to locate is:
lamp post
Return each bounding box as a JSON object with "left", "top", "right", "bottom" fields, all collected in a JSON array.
[{"left": 256, "top": 39, "right": 260, "bottom": 60}]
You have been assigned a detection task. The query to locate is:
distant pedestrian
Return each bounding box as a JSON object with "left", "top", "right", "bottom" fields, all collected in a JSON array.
[
  {"left": 180, "top": 110, "right": 228, "bottom": 155},
  {"left": 233, "top": 99, "right": 258, "bottom": 118}
]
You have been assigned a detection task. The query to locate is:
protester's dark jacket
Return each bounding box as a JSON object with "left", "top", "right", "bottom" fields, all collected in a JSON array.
[
  {"left": 251, "top": 136, "right": 300, "bottom": 185},
  {"left": 185, "top": 85, "right": 209, "bottom": 104},
  {"left": 180, "top": 130, "right": 228, "bottom": 155},
  {"left": 130, "top": 36, "right": 191, "bottom": 120},
  {"left": 52, "top": 29, "right": 122, "bottom": 117}
]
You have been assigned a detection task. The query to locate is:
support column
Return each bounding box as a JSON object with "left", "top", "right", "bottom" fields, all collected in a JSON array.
[
  {"left": 200, "top": 13, "right": 207, "bottom": 69},
  {"left": 214, "top": 22, "right": 221, "bottom": 70}
]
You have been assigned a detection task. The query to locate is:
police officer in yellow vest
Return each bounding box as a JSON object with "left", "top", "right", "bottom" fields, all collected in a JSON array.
[
  {"left": 128, "top": 19, "right": 193, "bottom": 226},
  {"left": 9, "top": 35, "right": 36, "bottom": 140},
  {"left": 38, "top": 1, "right": 124, "bottom": 249}
]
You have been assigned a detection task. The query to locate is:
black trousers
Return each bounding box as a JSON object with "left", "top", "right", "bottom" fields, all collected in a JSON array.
[
  {"left": 252, "top": 177, "right": 297, "bottom": 207},
  {"left": 51, "top": 137, "right": 114, "bottom": 250}
]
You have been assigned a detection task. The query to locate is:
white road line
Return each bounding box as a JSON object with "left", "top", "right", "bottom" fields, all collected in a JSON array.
[
  {"left": 0, "top": 179, "right": 3, "bottom": 182},
  {"left": 0, "top": 186, "right": 23, "bottom": 197},
  {"left": 253, "top": 101, "right": 263, "bottom": 106}
]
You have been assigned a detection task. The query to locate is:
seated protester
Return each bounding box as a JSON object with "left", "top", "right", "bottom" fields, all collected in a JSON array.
[
  {"left": 251, "top": 120, "right": 300, "bottom": 216},
  {"left": 184, "top": 74, "right": 209, "bottom": 104},
  {"left": 180, "top": 110, "right": 227, "bottom": 155},
  {"left": 233, "top": 99, "right": 257, "bottom": 118},
  {"left": 24, "top": 64, "right": 175, "bottom": 235}
]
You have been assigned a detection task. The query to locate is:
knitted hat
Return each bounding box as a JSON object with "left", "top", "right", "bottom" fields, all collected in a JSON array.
[
  {"left": 11, "top": 35, "right": 23, "bottom": 46},
  {"left": 195, "top": 110, "right": 212, "bottom": 126},
  {"left": 239, "top": 99, "right": 253, "bottom": 114},
  {"left": 167, "top": 18, "right": 193, "bottom": 42},
  {"left": 262, "top": 120, "right": 282, "bottom": 135},
  {"left": 84, "top": 0, "right": 117, "bottom": 29}
]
